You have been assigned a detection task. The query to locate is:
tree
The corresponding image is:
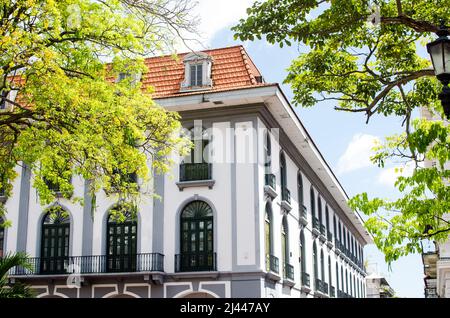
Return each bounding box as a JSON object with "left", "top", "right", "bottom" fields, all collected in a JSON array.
[
  {"left": 0, "top": 252, "right": 34, "bottom": 298},
  {"left": 0, "top": 0, "right": 197, "bottom": 220},
  {"left": 233, "top": 0, "right": 450, "bottom": 264}
]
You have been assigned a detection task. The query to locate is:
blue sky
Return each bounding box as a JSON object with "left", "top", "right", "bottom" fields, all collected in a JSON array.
[{"left": 189, "top": 0, "right": 425, "bottom": 298}]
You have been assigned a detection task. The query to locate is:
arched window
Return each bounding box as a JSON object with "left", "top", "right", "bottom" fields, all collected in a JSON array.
[
  {"left": 318, "top": 197, "right": 323, "bottom": 231},
  {"left": 339, "top": 221, "right": 342, "bottom": 245},
  {"left": 297, "top": 172, "right": 304, "bottom": 209},
  {"left": 179, "top": 200, "right": 214, "bottom": 272},
  {"left": 345, "top": 268, "right": 349, "bottom": 294},
  {"left": 328, "top": 256, "right": 332, "bottom": 294},
  {"left": 281, "top": 217, "right": 290, "bottom": 279},
  {"left": 351, "top": 236, "right": 355, "bottom": 257},
  {"left": 300, "top": 230, "right": 306, "bottom": 275},
  {"left": 180, "top": 127, "right": 211, "bottom": 181},
  {"left": 357, "top": 277, "right": 360, "bottom": 298},
  {"left": 40, "top": 207, "right": 70, "bottom": 274},
  {"left": 320, "top": 249, "right": 325, "bottom": 282},
  {"left": 265, "top": 202, "right": 273, "bottom": 272},
  {"left": 336, "top": 262, "right": 339, "bottom": 293},
  {"left": 350, "top": 273, "right": 353, "bottom": 296},
  {"left": 0, "top": 217, "right": 5, "bottom": 258},
  {"left": 341, "top": 266, "right": 344, "bottom": 294},
  {"left": 343, "top": 227, "right": 347, "bottom": 251},
  {"left": 313, "top": 241, "right": 318, "bottom": 290},
  {"left": 310, "top": 187, "right": 316, "bottom": 227},
  {"left": 281, "top": 216, "right": 289, "bottom": 264},
  {"left": 333, "top": 215, "right": 337, "bottom": 243},
  {"left": 107, "top": 207, "right": 137, "bottom": 272},
  {"left": 280, "top": 152, "right": 287, "bottom": 192},
  {"left": 347, "top": 231, "right": 350, "bottom": 254},
  {"left": 264, "top": 130, "right": 272, "bottom": 171},
  {"left": 325, "top": 206, "right": 330, "bottom": 238}
]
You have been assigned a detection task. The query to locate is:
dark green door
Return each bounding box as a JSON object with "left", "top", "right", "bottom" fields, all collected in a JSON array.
[
  {"left": 106, "top": 218, "right": 137, "bottom": 272},
  {"left": 180, "top": 201, "right": 214, "bottom": 271},
  {"left": 40, "top": 210, "right": 70, "bottom": 274}
]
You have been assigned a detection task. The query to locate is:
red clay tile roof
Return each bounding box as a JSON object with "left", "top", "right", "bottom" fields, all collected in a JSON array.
[{"left": 141, "top": 45, "right": 271, "bottom": 99}]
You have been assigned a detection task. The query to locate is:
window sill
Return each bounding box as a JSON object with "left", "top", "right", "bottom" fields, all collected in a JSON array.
[
  {"left": 280, "top": 200, "right": 292, "bottom": 212},
  {"left": 314, "top": 290, "right": 330, "bottom": 298},
  {"left": 265, "top": 270, "right": 281, "bottom": 282},
  {"left": 283, "top": 278, "right": 296, "bottom": 288},
  {"left": 176, "top": 179, "right": 215, "bottom": 191},
  {"left": 319, "top": 234, "right": 326, "bottom": 243},
  {"left": 299, "top": 216, "right": 308, "bottom": 227},
  {"left": 264, "top": 185, "right": 277, "bottom": 199},
  {"left": 312, "top": 228, "right": 320, "bottom": 237},
  {"left": 301, "top": 285, "right": 311, "bottom": 294},
  {"left": 179, "top": 85, "right": 213, "bottom": 93}
]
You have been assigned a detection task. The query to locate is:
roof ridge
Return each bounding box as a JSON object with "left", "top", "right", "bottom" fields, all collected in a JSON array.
[{"left": 143, "top": 45, "right": 246, "bottom": 61}]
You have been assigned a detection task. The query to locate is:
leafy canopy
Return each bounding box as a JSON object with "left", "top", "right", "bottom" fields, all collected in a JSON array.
[
  {"left": 234, "top": 0, "right": 450, "bottom": 264},
  {"left": 0, "top": 0, "right": 196, "bottom": 220}
]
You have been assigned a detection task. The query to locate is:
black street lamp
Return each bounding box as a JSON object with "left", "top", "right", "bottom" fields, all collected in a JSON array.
[{"left": 427, "top": 23, "right": 450, "bottom": 119}]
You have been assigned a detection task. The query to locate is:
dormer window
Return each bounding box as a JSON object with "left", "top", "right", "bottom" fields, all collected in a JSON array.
[
  {"left": 181, "top": 52, "right": 213, "bottom": 92},
  {"left": 190, "top": 64, "right": 203, "bottom": 86},
  {"left": 0, "top": 90, "right": 17, "bottom": 111},
  {"left": 116, "top": 72, "right": 141, "bottom": 86}
]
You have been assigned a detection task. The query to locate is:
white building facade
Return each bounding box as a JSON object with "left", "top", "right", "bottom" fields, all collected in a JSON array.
[
  {"left": 421, "top": 107, "right": 450, "bottom": 298},
  {"left": 0, "top": 46, "right": 371, "bottom": 298}
]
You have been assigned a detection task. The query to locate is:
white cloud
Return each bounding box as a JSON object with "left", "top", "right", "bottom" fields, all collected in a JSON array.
[
  {"left": 195, "top": 0, "right": 255, "bottom": 43},
  {"left": 377, "top": 161, "right": 415, "bottom": 187},
  {"left": 337, "top": 133, "right": 380, "bottom": 175}
]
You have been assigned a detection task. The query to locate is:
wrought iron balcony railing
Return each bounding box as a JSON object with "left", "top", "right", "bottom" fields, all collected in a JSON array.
[
  {"left": 284, "top": 263, "right": 294, "bottom": 281},
  {"left": 327, "top": 231, "right": 333, "bottom": 242},
  {"left": 301, "top": 271, "right": 310, "bottom": 287},
  {"left": 179, "top": 163, "right": 212, "bottom": 182},
  {"left": 175, "top": 252, "right": 216, "bottom": 272},
  {"left": 315, "top": 278, "right": 323, "bottom": 292},
  {"left": 334, "top": 240, "right": 340, "bottom": 251},
  {"left": 330, "top": 286, "right": 336, "bottom": 297},
  {"left": 323, "top": 281, "right": 329, "bottom": 294},
  {"left": 281, "top": 187, "right": 291, "bottom": 204},
  {"left": 266, "top": 254, "right": 279, "bottom": 274},
  {"left": 9, "top": 253, "right": 164, "bottom": 275},
  {"left": 300, "top": 204, "right": 307, "bottom": 219},
  {"left": 313, "top": 217, "right": 320, "bottom": 230},
  {"left": 320, "top": 224, "right": 326, "bottom": 235},
  {"left": 264, "top": 173, "right": 276, "bottom": 189}
]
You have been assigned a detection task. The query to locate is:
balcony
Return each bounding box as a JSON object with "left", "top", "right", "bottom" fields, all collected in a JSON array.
[
  {"left": 326, "top": 231, "right": 333, "bottom": 248},
  {"left": 265, "top": 254, "right": 280, "bottom": 281},
  {"left": 283, "top": 263, "right": 295, "bottom": 287},
  {"left": 334, "top": 240, "right": 341, "bottom": 255},
  {"left": 312, "top": 217, "right": 320, "bottom": 237},
  {"left": 330, "top": 285, "right": 336, "bottom": 298},
  {"left": 280, "top": 187, "right": 292, "bottom": 211},
  {"left": 264, "top": 173, "right": 277, "bottom": 198},
  {"left": 319, "top": 224, "right": 326, "bottom": 243},
  {"left": 9, "top": 253, "right": 164, "bottom": 276},
  {"left": 425, "top": 287, "right": 438, "bottom": 298},
  {"left": 314, "top": 278, "right": 329, "bottom": 297},
  {"left": 266, "top": 254, "right": 279, "bottom": 273},
  {"left": 301, "top": 271, "right": 311, "bottom": 294},
  {"left": 177, "top": 163, "right": 214, "bottom": 191},
  {"left": 175, "top": 252, "right": 216, "bottom": 272},
  {"left": 323, "top": 281, "right": 329, "bottom": 295},
  {"left": 299, "top": 204, "right": 308, "bottom": 226}
]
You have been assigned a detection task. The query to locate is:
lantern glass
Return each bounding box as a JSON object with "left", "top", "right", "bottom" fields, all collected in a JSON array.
[{"left": 427, "top": 38, "right": 450, "bottom": 81}]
